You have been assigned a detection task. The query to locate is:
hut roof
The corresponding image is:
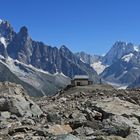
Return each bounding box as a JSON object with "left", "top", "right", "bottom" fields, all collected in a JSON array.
[{"left": 73, "top": 75, "right": 89, "bottom": 80}]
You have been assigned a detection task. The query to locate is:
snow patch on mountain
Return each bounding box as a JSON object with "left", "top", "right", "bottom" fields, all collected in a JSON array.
[
  {"left": 5, "top": 56, "right": 69, "bottom": 82},
  {"left": 0, "top": 19, "right": 3, "bottom": 24},
  {"left": 0, "top": 56, "right": 71, "bottom": 96},
  {"left": 117, "top": 71, "right": 128, "bottom": 79},
  {"left": 53, "top": 72, "right": 68, "bottom": 78},
  {"left": 80, "top": 58, "right": 86, "bottom": 63},
  {"left": 107, "top": 81, "right": 128, "bottom": 89},
  {"left": 91, "top": 61, "right": 107, "bottom": 74},
  {"left": 134, "top": 45, "right": 139, "bottom": 52},
  {"left": 0, "top": 37, "right": 7, "bottom": 48},
  {"left": 122, "top": 53, "right": 134, "bottom": 62},
  {"left": 118, "top": 85, "right": 128, "bottom": 89},
  {"left": 132, "top": 67, "right": 139, "bottom": 70},
  {"left": 6, "top": 57, "right": 68, "bottom": 78}
]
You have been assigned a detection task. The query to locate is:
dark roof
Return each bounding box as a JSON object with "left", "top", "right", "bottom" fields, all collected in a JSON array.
[{"left": 73, "top": 75, "right": 89, "bottom": 80}]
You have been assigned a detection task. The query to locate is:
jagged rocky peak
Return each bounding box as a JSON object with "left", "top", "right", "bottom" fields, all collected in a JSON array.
[
  {"left": 102, "top": 41, "right": 139, "bottom": 65},
  {"left": 18, "top": 26, "right": 29, "bottom": 38},
  {"left": 0, "top": 19, "right": 15, "bottom": 42},
  {"left": 60, "top": 45, "right": 68, "bottom": 49},
  {"left": 75, "top": 51, "right": 102, "bottom": 65},
  {"left": 113, "top": 41, "right": 138, "bottom": 52},
  {"left": 0, "top": 19, "right": 100, "bottom": 84},
  {"left": 0, "top": 19, "right": 14, "bottom": 32},
  {"left": 101, "top": 41, "right": 140, "bottom": 88},
  {"left": 76, "top": 51, "right": 91, "bottom": 62},
  {"left": 17, "top": 26, "right": 31, "bottom": 44},
  {"left": 59, "top": 45, "right": 74, "bottom": 58},
  {"left": 0, "top": 19, "right": 11, "bottom": 27},
  {"left": 7, "top": 25, "right": 32, "bottom": 64},
  {"left": 113, "top": 41, "right": 126, "bottom": 47},
  {"left": 59, "top": 45, "right": 70, "bottom": 53}
]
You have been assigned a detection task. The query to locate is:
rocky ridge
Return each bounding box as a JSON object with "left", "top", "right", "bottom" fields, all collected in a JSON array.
[{"left": 0, "top": 19, "right": 99, "bottom": 82}]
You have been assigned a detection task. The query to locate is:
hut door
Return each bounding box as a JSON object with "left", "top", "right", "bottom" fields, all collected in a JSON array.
[{"left": 77, "top": 82, "right": 80, "bottom": 86}]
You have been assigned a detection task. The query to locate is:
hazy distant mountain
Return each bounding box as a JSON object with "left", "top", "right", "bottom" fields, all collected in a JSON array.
[
  {"left": 101, "top": 42, "right": 140, "bottom": 88},
  {"left": 75, "top": 51, "right": 102, "bottom": 64},
  {"left": 0, "top": 19, "right": 100, "bottom": 96},
  {"left": 76, "top": 41, "right": 140, "bottom": 89},
  {"left": 1, "top": 19, "right": 140, "bottom": 90},
  {"left": 75, "top": 52, "right": 107, "bottom": 74},
  {"left": 102, "top": 41, "right": 140, "bottom": 65}
]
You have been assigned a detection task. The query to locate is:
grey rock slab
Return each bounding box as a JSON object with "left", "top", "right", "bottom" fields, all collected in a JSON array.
[
  {"left": 93, "top": 97, "right": 140, "bottom": 118},
  {"left": 103, "top": 115, "right": 131, "bottom": 137},
  {"left": 0, "top": 111, "right": 11, "bottom": 119},
  {"left": 0, "top": 82, "right": 43, "bottom": 117},
  {"left": 56, "top": 134, "right": 80, "bottom": 140}
]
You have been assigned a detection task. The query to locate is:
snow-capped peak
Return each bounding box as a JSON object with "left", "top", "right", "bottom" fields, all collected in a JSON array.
[
  {"left": 133, "top": 45, "right": 139, "bottom": 52},
  {"left": 0, "top": 37, "right": 7, "bottom": 48},
  {"left": 0, "top": 19, "right": 3, "bottom": 24},
  {"left": 122, "top": 53, "right": 134, "bottom": 62}
]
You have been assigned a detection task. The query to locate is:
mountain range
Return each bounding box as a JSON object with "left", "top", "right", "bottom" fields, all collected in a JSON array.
[
  {"left": 0, "top": 19, "right": 140, "bottom": 96},
  {"left": 0, "top": 19, "right": 100, "bottom": 96},
  {"left": 77, "top": 41, "right": 140, "bottom": 89}
]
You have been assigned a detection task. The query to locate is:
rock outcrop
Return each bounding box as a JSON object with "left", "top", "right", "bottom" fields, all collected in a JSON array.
[{"left": 0, "top": 82, "right": 43, "bottom": 117}]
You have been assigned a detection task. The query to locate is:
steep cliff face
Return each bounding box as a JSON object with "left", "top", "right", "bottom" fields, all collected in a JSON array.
[
  {"left": 7, "top": 26, "right": 33, "bottom": 64},
  {"left": 0, "top": 42, "right": 8, "bottom": 58}
]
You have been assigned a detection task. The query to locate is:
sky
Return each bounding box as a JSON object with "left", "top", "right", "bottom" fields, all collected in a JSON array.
[{"left": 1, "top": 0, "right": 140, "bottom": 55}]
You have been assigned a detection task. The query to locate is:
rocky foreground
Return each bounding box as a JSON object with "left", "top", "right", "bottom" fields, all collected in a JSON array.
[{"left": 0, "top": 83, "right": 140, "bottom": 140}]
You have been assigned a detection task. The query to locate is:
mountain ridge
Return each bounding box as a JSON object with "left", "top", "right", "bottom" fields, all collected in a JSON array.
[
  {"left": 0, "top": 19, "right": 100, "bottom": 96},
  {"left": 0, "top": 19, "right": 99, "bottom": 81},
  {"left": 1, "top": 19, "right": 140, "bottom": 91},
  {"left": 77, "top": 41, "right": 140, "bottom": 89}
]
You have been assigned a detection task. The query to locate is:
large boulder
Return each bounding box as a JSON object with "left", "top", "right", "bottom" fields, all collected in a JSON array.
[
  {"left": 47, "top": 124, "right": 73, "bottom": 136},
  {"left": 0, "top": 82, "right": 43, "bottom": 117},
  {"left": 94, "top": 136, "right": 127, "bottom": 140},
  {"left": 56, "top": 134, "right": 80, "bottom": 140},
  {"left": 92, "top": 97, "right": 140, "bottom": 139},
  {"left": 92, "top": 97, "right": 140, "bottom": 118},
  {"left": 103, "top": 115, "right": 131, "bottom": 137}
]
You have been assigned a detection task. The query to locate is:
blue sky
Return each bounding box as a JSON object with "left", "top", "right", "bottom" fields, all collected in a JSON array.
[{"left": 1, "top": 0, "right": 140, "bottom": 55}]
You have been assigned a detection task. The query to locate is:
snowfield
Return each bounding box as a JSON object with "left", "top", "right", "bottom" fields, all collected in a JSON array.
[{"left": 91, "top": 61, "right": 108, "bottom": 74}]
